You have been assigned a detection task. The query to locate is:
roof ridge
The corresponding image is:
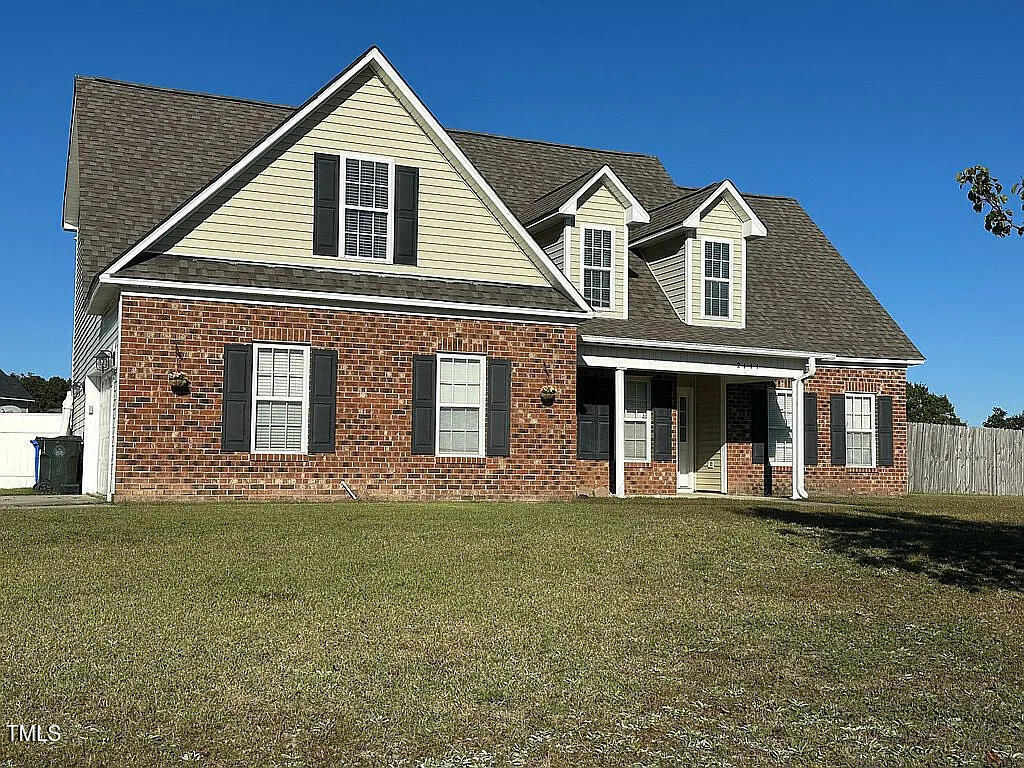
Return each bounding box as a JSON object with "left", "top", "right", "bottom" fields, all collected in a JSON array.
[
  {"left": 447, "top": 127, "right": 661, "bottom": 159},
  {"left": 75, "top": 75, "right": 297, "bottom": 111},
  {"left": 673, "top": 184, "right": 796, "bottom": 203}
]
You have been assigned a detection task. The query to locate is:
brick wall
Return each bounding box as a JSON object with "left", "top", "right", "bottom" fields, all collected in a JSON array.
[
  {"left": 727, "top": 366, "right": 908, "bottom": 497},
  {"left": 115, "top": 296, "right": 578, "bottom": 501}
]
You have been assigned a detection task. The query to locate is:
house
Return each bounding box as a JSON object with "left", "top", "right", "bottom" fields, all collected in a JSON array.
[
  {"left": 62, "top": 46, "right": 922, "bottom": 501},
  {"left": 0, "top": 371, "right": 34, "bottom": 413}
]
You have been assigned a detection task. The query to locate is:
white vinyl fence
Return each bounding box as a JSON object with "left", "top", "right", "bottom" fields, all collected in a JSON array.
[
  {"left": 908, "top": 422, "right": 1024, "bottom": 495},
  {"left": 0, "top": 412, "right": 66, "bottom": 489}
]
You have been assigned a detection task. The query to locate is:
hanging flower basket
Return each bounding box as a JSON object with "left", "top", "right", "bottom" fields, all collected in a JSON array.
[
  {"left": 539, "top": 384, "right": 558, "bottom": 406},
  {"left": 168, "top": 370, "right": 191, "bottom": 395}
]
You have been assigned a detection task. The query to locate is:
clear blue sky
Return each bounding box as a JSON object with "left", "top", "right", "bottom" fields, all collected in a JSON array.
[{"left": 0, "top": 0, "right": 1020, "bottom": 424}]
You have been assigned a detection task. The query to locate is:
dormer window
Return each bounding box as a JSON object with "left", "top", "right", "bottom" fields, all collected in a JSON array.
[
  {"left": 344, "top": 156, "right": 393, "bottom": 261},
  {"left": 582, "top": 226, "right": 613, "bottom": 309},
  {"left": 703, "top": 239, "right": 731, "bottom": 318}
]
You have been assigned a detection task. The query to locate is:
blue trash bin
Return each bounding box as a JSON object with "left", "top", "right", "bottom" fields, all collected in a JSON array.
[{"left": 31, "top": 438, "right": 41, "bottom": 488}]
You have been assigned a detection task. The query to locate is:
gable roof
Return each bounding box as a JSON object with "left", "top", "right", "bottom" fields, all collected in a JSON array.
[
  {"left": 64, "top": 59, "right": 921, "bottom": 361},
  {"left": 631, "top": 180, "right": 767, "bottom": 245},
  {"left": 0, "top": 370, "right": 33, "bottom": 404},
  {"left": 584, "top": 197, "right": 922, "bottom": 361}
]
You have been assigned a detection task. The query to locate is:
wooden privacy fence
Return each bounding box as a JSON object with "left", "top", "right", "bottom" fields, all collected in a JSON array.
[{"left": 908, "top": 422, "right": 1024, "bottom": 495}]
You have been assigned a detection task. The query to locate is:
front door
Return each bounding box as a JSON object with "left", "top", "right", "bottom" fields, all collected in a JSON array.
[
  {"left": 677, "top": 387, "right": 694, "bottom": 491},
  {"left": 96, "top": 374, "right": 112, "bottom": 496}
]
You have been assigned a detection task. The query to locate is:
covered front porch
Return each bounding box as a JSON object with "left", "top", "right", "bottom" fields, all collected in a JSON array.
[{"left": 577, "top": 339, "right": 816, "bottom": 498}]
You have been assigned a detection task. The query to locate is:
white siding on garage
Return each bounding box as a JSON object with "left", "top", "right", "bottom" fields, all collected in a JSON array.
[{"left": 155, "top": 69, "right": 549, "bottom": 287}]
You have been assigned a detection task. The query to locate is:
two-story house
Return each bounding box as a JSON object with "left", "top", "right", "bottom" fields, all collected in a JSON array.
[{"left": 62, "top": 47, "right": 922, "bottom": 501}]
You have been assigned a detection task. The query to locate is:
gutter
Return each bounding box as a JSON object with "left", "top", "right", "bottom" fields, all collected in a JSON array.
[{"left": 792, "top": 356, "right": 816, "bottom": 500}]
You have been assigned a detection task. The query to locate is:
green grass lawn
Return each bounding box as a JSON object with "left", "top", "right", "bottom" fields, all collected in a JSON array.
[
  {"left": 0, "top": 487, "right": 37, "bottom": 496},
  {"left": 2, "top": 494, "right": 1023, "bottom": 767}
]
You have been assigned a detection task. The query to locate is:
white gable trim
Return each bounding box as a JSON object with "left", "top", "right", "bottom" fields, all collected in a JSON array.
[
  {"left": 558, "top": 165, "right": 650, "bottom": 225},
  {"left": 681, "top": 180, "right": 767, "bottom": 237},
  {"left": 97, "top": 46, "right": 592, "bottom": 316}
]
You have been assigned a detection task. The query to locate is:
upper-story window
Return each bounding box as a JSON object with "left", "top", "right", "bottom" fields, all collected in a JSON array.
[
  {"left": 703, "top": 240, "right": 731, "bottom": 318},
  {"left": 344, "top": 156, "right": 394, "bottom": 261},
  {"left": 582, "top": 227, "right": 613, "bottom": 309}
]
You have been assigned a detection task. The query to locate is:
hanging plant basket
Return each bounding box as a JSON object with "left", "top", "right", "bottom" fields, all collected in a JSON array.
[
  {"left": 168, "top": 370, "right": 191, "bottom": 395},
  {"left": 539, "top": 384, "right": 558, "bottom": 406}
]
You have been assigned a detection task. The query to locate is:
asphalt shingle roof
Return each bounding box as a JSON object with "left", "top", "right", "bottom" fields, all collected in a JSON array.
[
  {"left": 0, "top": 370, "right": 33, "bottom": 403},
  {"left": 68, "top": 76, "right": 922, "bottom": 361},
  {"left": 119, "top": 254, "right": 580, "bottom": 313}
]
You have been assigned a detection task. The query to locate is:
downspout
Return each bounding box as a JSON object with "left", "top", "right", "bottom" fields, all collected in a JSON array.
[{"left": 792, "top": 356, "right": 816, "bottom": 500}]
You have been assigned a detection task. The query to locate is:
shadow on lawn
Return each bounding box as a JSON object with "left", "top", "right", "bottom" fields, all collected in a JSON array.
[{"left": 743, "top": 505, "right": 1024, "bottom": 593}]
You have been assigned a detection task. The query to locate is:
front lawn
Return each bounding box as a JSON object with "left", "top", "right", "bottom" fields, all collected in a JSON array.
[{"left": 2, "top": 494, "right": 1022, "bottom": 766}]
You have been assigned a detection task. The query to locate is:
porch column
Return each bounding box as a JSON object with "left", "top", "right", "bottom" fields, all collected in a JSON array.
[
  {"left": 614, "top": 367, "right": 626, "bottom": 497},
  {"left": 791, "top": 376, "right": 802, "bottom": 500}
]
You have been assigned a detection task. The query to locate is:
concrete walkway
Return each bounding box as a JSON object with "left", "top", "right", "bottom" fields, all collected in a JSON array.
[{"left": 0, "top": 493, "right": 107, "bottom": 508}]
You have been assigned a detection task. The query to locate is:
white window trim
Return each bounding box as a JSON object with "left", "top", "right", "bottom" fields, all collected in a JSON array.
[
  {"left": 250, "top": 342, "right": 311, "bottom": 455},
  {"left": 623, "top": 375, "right": 651, "bottom": 463},
  {"left": 435, "top": 352, "right": 487, "bottom": 458},
  {"left": 767, "top": 386, "right": 794, "bottom": 467},
  {"left": 340, "top": 152, "right": 396, "bottom": 264},
  {"left": 844, "top": 392, "right": 876, "bottom": 468},
  {"left": 700, "top": 236, "right": 734, "bottom": 321},
  {"left": 580, "top": 224, "right": 615, "bottom": 311}
]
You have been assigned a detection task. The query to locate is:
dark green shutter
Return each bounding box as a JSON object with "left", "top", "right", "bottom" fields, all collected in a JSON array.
[
  {"left": 750, "top": 385, "right": 767, "bottom": 464},
  {"left": 394, "top": 165, "right": 419, "bottom": 266},
  {"left": 652, "top": 379, "right": 673, "bottom": 461},
  {"left": 830, "top": 394, "right": 846, "bottom": 466},
  {"left": 804, "top": 392, "right": 818, "bottom": 466},
  {"left": 411, "top": 355, "right": 436, "bottom": 454},
  {"left": 486, "top": 359, "right": 511, "bottom": 457},
  {"left": 308, "top": 349, "right": 338, "bottom": 454},
  {"left": 313, "top": 153, "right": 340, "bottom": 256},
  {"left": 221, "top": 344, "right": 252, "bottom": 452},
  {"left": 577, "top": 374, "right": 611, "bottom": 460},
  {"left": 877, "top": 395, "right": 893, "bottom": 467}
]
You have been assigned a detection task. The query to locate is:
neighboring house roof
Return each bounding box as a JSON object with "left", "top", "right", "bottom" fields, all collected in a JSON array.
[
  {"left": 0, "top": 370, "right": 33, "bottom": 404},
  {"left": 118, "top": 254, "right": 581, "bottom": 314},
  {"left": 65, "top": 67, "right": 922, "bottom": 361}
]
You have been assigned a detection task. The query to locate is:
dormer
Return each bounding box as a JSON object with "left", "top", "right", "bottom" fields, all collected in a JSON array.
[
  {"left": 526, "top": 166, "right": 649, "bottom": 320},
  {"left": 632, "top": 180, "right": 766, "bottom": 329}
]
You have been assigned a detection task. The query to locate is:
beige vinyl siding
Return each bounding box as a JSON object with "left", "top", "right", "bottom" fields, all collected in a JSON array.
[
  {"left": 645, "top": 237, "right": 687, "bottom": 322},
  {"left": 534, "top": 223, "right": 565, "bottom": 273},
  {"left": 694, "top": 374, "right": 723, "bottom": 491},
  {"left": 690, "top": 196, "right": 746, "bottom": 328},
  {"left": 156, "top": 70, "right": 548, "bottom": 286},
  {"left": 574, "top": 183, "right": 626, "bottom": 318}
]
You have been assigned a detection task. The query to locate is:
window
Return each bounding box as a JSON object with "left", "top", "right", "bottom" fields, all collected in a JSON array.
[
  {"left": 582, "top": 227, "right": 613, "bottom": 309},
  {"left": 252, "top": 344, "right": 309, "bottom": 453},
  {"left": 437, "top": 354, "right": 485, "bottom": 456},
  {"left": 768, "top": 388, "right": 794, "bottom": 466},
  {"left": 343, "top": 156, "right": 392, "bottom": 261},
  {"left": 703, "top": 240, "right": 731, "bottom": 318},
  {"left": 624, "top": 377, "right": 650, "bottom": 461},
  {"left": 845, "top": 394, "right": 875, "bottom": 467}
]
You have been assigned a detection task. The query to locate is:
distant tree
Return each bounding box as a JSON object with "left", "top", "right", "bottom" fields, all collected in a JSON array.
[
  {"left": 13, "top": 373, "right": 71, "bottom": 413},
  {"left": 906, "top": 383, "right": 965, "bottom": 426},
  {"left": 983, "top": 407, "right": 1024, "bottom": 430},
  {"left": 956, "top": 166, "right": 1024, "bottom": 237}
]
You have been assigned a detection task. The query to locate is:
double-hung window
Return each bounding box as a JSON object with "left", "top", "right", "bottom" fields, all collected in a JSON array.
[
  {"left": 343, "top": 156, "right": 393, "bottom": 261},
  {"left": 703, "top": 240, "right": 731, "bottom": 318},
  {"left": 845, "top": 393, "right": 875, "bottom": 467},
  {"left": 582, "top": 227, "right": 613, "bottom": 309},
  {"left": 437, "top": 354, "right": 485, "bottom": 456},
  {"left": 768, "top": 387, "right": 794, "bottom": 466},
  {"left": 624, "top": 377, "right": 650, "bottom": 461},
  {"left": 252, "top": 344, "right": 309, "bottom": 453}
]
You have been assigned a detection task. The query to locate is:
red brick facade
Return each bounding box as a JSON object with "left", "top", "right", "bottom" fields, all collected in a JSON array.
[
  {"left": 115, "top": 296, "right": 578, "bottom": 501},
  {"left": 726, "top": 367, "right": 908, "bottom": 497},
  {"left": 114, "top": 297, "right": 907, "bottom": 500}
]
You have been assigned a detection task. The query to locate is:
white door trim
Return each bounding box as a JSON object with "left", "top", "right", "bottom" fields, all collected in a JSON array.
[{"left": 677, "top": 385, "right": 695, "bottom": 492}]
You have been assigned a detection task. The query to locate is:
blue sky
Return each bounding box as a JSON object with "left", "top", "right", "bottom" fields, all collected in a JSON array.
[{"left": 0, "top": 0, "right": 1020, "bottom": 424}]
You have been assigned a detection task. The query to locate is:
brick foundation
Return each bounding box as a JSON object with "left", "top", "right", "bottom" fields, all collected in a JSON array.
[
  {"left": 727, "top": 367, "right": 908, "bottom": 497},
  {"left": 115, "top": 296, "right": 578, "bottom": 501}
]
